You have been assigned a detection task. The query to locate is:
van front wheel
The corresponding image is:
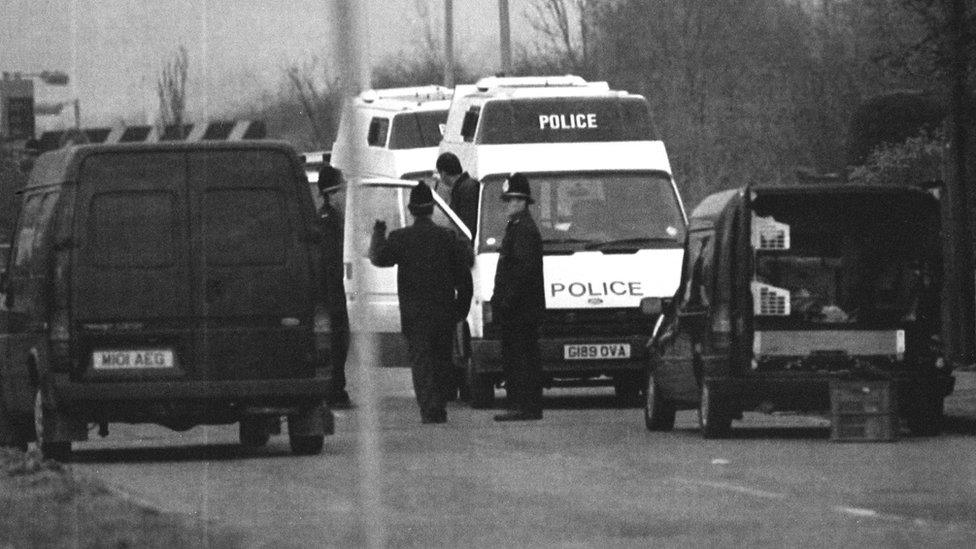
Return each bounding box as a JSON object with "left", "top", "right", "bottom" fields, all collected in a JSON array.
[
  {"left": 698, "top": 382, "right": 731, "bottom": 439},
  {"left": 34, "top": 388, "right": 71, "bottom": 461},
  {"left": 644, "top": 370, "right": 676, "bottom": 431}
]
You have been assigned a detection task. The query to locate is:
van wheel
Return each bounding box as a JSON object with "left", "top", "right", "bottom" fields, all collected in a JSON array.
[
  {"left": 906, "top": 396, "right": 944, "bottom": 436},
  {"left": 239, "top": 419, "right": 272, "bottom": 448},
  {"left": 613, "top": 375, "right": 643, "bottom": 407},
  {"left": 644, "top": 370, "right": 676, "bottom": 431},
  {"left": 289, "top": 434, "right": 324, "bottom": 455},
  {"left": 34, "top": 388, "right": 71, "bottom": 461},
  {"left": 698, "top": 382, "right": 731, "bottom": 439},
  {"left": 468, "top": 370, "right": 495, "bottom": 409}
]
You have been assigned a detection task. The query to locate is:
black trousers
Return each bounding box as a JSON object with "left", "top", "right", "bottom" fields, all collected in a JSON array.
[
  {"left": 501, "top": 322, "right": 542, "bottom": 414},
  {"left": 328, "top": 307, "right": 350, "bottom": 397},
  {"left": 404, "top": 321, "right": 454, "bottom": 419}
]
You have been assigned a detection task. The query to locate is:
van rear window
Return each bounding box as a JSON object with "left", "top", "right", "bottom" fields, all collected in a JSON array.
[
  {"left": 203, "top": 189, "right": 289, "bottom": 266},
  {"left": 88, "top": 191, "right": 176, "bottom": 268},
  {"left": 389, "top": 111, "right": 448, "bottom": 149},
  {"left": 478, "top": 97, "right": 656, "bottom": 144}
]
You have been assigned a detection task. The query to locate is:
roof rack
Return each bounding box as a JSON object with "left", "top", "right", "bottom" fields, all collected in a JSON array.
[
  {"left": 358, "top": 85, "right": 452, "bottom": 104},
  {"left": 474, "top": 75, "right": 591, "bottom": 92}
]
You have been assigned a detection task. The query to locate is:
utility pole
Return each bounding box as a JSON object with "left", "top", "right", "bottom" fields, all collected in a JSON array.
[
  {"left": 945, "top": 0, "right": 975, "bottom": 367},
  {"left": 444, "top": 0, "right": 454, "bottom": 87},
  {"left": 499, "top": 0, "right": 512, "bottom": 74}
]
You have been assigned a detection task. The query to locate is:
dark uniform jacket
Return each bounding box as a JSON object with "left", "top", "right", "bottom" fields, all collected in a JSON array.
[
  {"left": 317, "top": 202, "right": 346, "bottom": 312},
  {"left": 492, "top": 208, "right": 545, "bottom": 326},
  {"left": 449, "top": 172, "right": 480, "bottom": 237},
  {"left": 369, "top": 217, "right": 473, "bottom": 330}
]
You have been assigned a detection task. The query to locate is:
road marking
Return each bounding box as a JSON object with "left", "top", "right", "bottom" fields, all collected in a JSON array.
[
  {"left": 673, "top": 477, "right": 787, "bottom": 500},
  {"left": 833, "top": 506, "right": 881, "bottom": 518}
]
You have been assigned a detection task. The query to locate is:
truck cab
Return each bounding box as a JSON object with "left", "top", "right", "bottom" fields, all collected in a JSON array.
[
  {"left": 440, "top": 75, "right": 687, "bottom": 406},
  {"left": 643, "top": 184, "right": 954, "bottom": 438}
]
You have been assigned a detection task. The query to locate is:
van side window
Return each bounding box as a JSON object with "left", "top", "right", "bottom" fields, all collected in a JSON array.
[
  {"left": 13, "top": 192, "right": 58, "bottom": 270},
  {"left": 460, "top": 107, "right": 480, "bottom": 142},
  {"left": 682, "top": 232, "right": 713, "bottom": 309},
  {"left": 367, "top": 117, "right": 390, "bottom": 147},
  {"left": 88, "top": 191, "right": 176, "bottom": 268}
]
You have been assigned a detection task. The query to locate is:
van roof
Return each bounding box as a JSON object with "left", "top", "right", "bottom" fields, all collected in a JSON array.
[
  {"left": 467, "top": 75, "right": 615, "bottom": 99},
  {"left": 25, "top": 140, "right": 299, "bottom": 190}
]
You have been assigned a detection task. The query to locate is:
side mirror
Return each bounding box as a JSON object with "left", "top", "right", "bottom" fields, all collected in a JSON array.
[{"left": 639, "top": 297, "right": 663, "bottom": 316}]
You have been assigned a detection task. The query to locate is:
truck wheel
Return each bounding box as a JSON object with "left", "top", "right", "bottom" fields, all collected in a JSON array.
[
  {"left": 468, "top": 369, "right": 495, "bottom": 409},
  {"left": 34, "top": 388, "right": 71, "bottom": 461},
  {"left": 289, "top": 434, "right": 324, "bottom": 455},
  {"left": 613, "top": 375, "right": 643, "bottom": 407},
  {"left": 906, "top": 396, "right": 944, "bottom": 436},
  {"left": 644, "top": 370, "right": 676, "bottom": 431},
  {"left": 239, "top": 419, "right": 272, "bottom": 448},
  {"left": 698, "top": 382, "right": 731, "bottom": 439}
]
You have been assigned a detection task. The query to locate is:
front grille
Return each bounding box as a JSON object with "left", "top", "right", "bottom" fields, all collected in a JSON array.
[{"left": 541, "top": 308, "right": 652, "bottom": 337}]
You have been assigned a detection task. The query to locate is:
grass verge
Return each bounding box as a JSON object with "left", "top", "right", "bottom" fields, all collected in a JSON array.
[{"left": 0, "top": 448, "right": 242, "bottom": 548}]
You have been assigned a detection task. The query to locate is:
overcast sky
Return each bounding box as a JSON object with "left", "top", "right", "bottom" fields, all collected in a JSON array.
[{"left": 1, "top": 0, "right": 537, "bottom": 129}]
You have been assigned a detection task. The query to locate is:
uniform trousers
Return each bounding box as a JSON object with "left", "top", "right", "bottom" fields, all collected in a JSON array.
[
  {"left": 328, "top": 306, "right": 350, "bottom": 397},
  {"left": 501, "top": 322, "right": 542, "bottom": 414},
  {"left": 404, "top": 321, "right": 454, "bottom": 419}
]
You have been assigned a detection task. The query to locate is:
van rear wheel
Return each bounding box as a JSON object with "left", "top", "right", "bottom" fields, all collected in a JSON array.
[
  {"left": 34, "top": 388, "right": 71, "bottom": 461},
  {"left": 239, "top": 419, "right": 272, "bottom": 448},
  {"left": 644, "top": 370, "right": 676, "bottom": 431},
  {"left": 698, "top": 382, "right": 732, "bottom": 439}
]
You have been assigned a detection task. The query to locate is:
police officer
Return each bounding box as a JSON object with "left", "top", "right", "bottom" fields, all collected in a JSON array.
[
  {"left": 369, "top": 182, "right": 473, "bottom": 423},
  {"left": 491, "top": 173, "right": 545, "bottom": 421},
  {"left": 436, "top": 152, "right": 480, "bottom": 237},
  {"left": 317, "top": 165, "right": 352, "bottom": 409}
]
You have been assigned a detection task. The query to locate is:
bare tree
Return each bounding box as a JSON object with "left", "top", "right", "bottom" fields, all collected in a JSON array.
[
  {"left": 285, "top": 57, "right": 341, "bottom": 147},
  {"left": 524, "top": 0, "right": 600, "bottom": 75},
  {"left": 157, "top": 45, "right": 190, "bottom": 138}
]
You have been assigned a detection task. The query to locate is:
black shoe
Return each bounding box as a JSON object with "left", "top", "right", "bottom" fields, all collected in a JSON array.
[
  {"left": 493, "top": 410, "right": 543, "bottom": 422},
  {"left": 422, "top": 410, "right": 447, "bottom": 424}
]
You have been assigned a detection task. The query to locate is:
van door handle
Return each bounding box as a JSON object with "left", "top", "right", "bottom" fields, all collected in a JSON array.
[{"left": 205, "top": 278, "right": 224, "bottom": 302}]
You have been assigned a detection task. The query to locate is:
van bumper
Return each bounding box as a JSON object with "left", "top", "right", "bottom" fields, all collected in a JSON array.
[
  {"left": 471, "top": 336, "right": 649, "bottom": 376},
  {"left": 51, "top": 374, "right": 330, "bottom": 403},
  {"left": 703, "top": 373, "right": 956, "bottom": 411}
]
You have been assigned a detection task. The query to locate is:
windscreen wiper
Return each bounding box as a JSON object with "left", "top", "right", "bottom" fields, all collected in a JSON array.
[{"left": 585, "top": 237, "right": 679, "bottom": 250}]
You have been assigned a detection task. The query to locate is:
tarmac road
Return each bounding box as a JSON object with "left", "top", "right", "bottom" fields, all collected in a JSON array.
[{"left": 67, "top": 366, "right": 976, "bottom": 548}]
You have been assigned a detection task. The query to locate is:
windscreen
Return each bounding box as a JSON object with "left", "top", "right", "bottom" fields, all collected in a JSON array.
[
  {"left": 478, "top": 172, "right": 684, "bottom": 253},
  {"left": 389, "top": 110, "right": 448, "bottom": 149}
]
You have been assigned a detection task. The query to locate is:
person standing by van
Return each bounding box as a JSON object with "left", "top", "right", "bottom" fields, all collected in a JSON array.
[
  {"left": 491, "top": 173, "right": 545, "bottom": 422},
  {"left": 436, "top": 152, "right": 480, "bottom": 237},
  {"left": 318, "top": 165, "right": 352, "bottom": 409},
  {"left": 369, "top": 182, "right": 473, "bottom": 423}
]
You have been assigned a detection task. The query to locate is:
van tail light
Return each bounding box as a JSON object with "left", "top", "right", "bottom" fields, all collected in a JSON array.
[
  {"left": 49, "top": 309, "right": 73, "bottom": 373},
  {"left": 710, "top": 303, "right": 731, "bottom": 352},
  {"left": 314, "top": 305, "right": 332, "bottom": 352}
]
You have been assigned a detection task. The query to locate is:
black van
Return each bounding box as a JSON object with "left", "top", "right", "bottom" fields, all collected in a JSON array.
[
  {"left": 0, "top": 142, "right": 334, "bottom": 459},
  {"left": 642, "top": 184, "right": 954, "bottom": 438}
]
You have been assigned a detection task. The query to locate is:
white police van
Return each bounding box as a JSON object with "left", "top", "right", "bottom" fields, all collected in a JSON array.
[
  {"left": 440, "top": 75, "right": 687, "bottom": 406},
  {"left": 331, "top": 85, "right": 452, "bottom": 183}
]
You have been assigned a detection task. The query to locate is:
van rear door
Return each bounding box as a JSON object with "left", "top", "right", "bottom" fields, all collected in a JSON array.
[
  {"left": 73, "top": 151, "right": 199, "bottom": 379},
  {"left": 191, "top": 149, "right": 314, "bottom": 381}
]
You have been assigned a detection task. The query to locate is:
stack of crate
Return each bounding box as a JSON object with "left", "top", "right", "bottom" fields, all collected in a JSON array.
[{"left": 829, "top": 380, "right": 898, "bottom": 442}]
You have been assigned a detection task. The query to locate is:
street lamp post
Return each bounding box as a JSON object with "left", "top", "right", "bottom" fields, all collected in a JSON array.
[{"left": 0, "top": 70, "right": 70, "bottom": 141}]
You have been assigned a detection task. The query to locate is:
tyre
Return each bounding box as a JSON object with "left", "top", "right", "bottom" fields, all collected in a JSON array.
[
  {"left": 468, "top": 369, "right": 495, "bottom": 409},
  {"left": 906, "top": 396, "right": 944, "bottom": 436},
  {"left": 34, "top": 388, "right": 71, "bottom": 461},
  {"left": 289, "top": 434, "right": 324, "bottom": 455},
  {"left": 613, "top": 375, "right": 643, "bottom": 407},
  {"left": 239, "top": 419, "right": 272, "bottom": 448},
  {"left": 698, "top": 381, "right": 731, "bottom": 439},
  {"left": 644, "top": 370, "right": 676, "bottom": 431}
]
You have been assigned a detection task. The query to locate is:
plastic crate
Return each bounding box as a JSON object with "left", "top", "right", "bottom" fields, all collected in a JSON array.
[
  {"left": 830, "top": 413, "right": 898, "bottom": 442},
  {"left": 830, "top": 380, "right": 898, "bottom": 442},
  {"left": 829, "top": 380, "right": 895, "bottom": 415}
]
